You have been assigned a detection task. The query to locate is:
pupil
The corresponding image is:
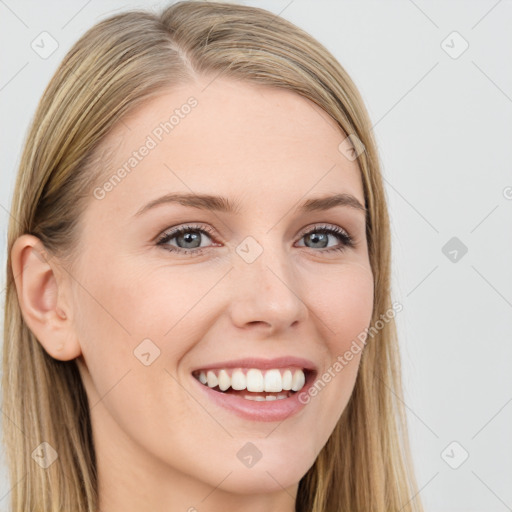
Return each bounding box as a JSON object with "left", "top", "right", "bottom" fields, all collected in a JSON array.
[
  {"left": 308, "top": 232, "right": 327, "bottom": 248},
  {"left": 180, "top": 232, "right": 200, "bottom": 248}
]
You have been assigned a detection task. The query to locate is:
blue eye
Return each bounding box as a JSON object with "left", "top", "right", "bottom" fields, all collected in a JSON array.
[
  {"left": 156, "top": 224, "right": 216, "bottom": 257},
  {"left": 296, "top": 224, "right": 355, "bottom": 252},
  {"left": 156, "top": 223, "right": 355, "bottom": 256}
]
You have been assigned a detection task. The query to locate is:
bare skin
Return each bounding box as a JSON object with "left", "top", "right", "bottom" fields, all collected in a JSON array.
[{"left": 12, "top": 77, "right": 374, "bottom": 512}]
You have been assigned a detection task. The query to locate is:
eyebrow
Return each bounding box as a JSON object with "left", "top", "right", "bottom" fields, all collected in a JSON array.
[{"left": 134, "top": 192, "right": 366, "bottom": 217}]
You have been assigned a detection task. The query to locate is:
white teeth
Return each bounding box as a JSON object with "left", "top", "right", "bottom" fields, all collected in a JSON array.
[
  {"left": 231, "top": 369, "right": 246, "bottom": 390},
  {"left": 243, "top": 393, "right": 289, "bottom": 401},
  {"left": 264, "top": 369, "right": 282, "bottom": 392},
  {"left": 291, "top": 370, "right": 305, "bottom": 391},
  {"left": 246, "top": 369, "right": 264, "bottom": 392},
  {"left": 282, "top": 370, "right": 292, "bottom": 390},
  {"left": 206, "top": 370, "right": 218, "bottom": 388},
  {"left": 196, "top": 368, "right": 307, "bottom": 393},
  {"left": 218, "top": 369, "right": 230, "bottom": 391}
]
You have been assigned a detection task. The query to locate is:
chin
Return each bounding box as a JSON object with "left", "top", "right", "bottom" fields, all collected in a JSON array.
[
  {"left": 206, "top": 454, "right": 314, "bottom": 495},
  {"left": 216, "top": 470, "right": 303, "bottom": 495}
]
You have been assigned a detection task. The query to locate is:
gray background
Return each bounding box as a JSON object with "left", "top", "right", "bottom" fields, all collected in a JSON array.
[{"left": 1, "top": 1, "right": 511, "bottom": 510}]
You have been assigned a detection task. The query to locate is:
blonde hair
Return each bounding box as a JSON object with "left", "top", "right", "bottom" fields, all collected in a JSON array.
[{"left": 2, "top": 2, "right": 423, "bottom": 511}]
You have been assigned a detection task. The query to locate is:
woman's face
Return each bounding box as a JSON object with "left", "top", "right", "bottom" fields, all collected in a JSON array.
[{"left": 68, "top": 77, "right": 374, "bottom": 501}]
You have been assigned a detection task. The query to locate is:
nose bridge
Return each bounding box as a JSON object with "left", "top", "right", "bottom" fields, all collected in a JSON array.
[{"left": 229, "top": 233, "right": 307, "bottom": 330}]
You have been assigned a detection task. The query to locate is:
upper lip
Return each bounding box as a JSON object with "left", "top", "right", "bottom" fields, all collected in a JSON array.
[{"left": 191, "top": 356, "right": 318, "bottom": 373}]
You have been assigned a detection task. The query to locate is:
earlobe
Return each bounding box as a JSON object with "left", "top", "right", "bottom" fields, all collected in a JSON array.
[{"left": 10, "top": 234, "right": 82, "bottom": 361}]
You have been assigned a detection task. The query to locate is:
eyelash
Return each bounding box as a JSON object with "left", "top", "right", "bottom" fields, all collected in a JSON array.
[{"left": 156, "top": 223, "right": 355, "bottom": 257}]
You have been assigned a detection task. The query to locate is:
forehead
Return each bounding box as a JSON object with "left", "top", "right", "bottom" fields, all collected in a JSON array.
[{"left": 90, "top": 78, "right": 364, "bottom": 218}]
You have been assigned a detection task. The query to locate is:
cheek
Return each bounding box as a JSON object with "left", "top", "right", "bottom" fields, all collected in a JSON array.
[
  {"left": 70, "top": 250, "right": 220, "bottom": 394},
  {"left": 299, "top": 264, "right": 373, "bottom": 426},
  {"left": 70, "top": 256, "right": 198, "bottom": 442},
  {"left": 305, "top": 263, "right": 374, "bottom": 348}
]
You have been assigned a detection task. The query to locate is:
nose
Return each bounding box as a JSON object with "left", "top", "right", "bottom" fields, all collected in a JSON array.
[{"left": 228, "top": 243, "right": 309, "bottom": 334}]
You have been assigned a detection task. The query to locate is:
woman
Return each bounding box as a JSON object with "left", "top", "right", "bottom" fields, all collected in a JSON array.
[{"left": 3, "top": 2, "right": 424, "bottom": 511}]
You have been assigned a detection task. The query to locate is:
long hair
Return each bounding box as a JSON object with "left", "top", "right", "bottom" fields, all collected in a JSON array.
[{"left": 2, "top": 2, "right": 423, "bottom": 511}]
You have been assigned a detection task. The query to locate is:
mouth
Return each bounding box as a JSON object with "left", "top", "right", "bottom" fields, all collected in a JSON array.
[{"left": 191, "top": 367, "right": 315, "bottom": 402}]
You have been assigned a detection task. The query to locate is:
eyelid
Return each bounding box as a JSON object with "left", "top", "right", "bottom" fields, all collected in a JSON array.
[
  {"left": 155, "top": 221, "right": 358, "bottom": 258},
  {"left": 297, "top": 222, "right": 350, "bottom": 238},
  {"left": 156, "top": 223, "right": 216, "bottom": 245}
]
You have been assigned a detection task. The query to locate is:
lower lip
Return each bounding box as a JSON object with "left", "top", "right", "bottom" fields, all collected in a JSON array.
[{"left": 192, "top": 372, "right": 316, "bottom": 422}]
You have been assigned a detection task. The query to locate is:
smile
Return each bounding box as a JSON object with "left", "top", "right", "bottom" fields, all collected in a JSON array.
[{"left": 192, "top": 367, "right": 309, "bottom": 401}]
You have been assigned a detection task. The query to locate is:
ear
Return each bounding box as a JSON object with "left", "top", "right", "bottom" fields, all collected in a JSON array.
[{"left": 10, "top": 234, "right": 82, "bottom": 361}]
